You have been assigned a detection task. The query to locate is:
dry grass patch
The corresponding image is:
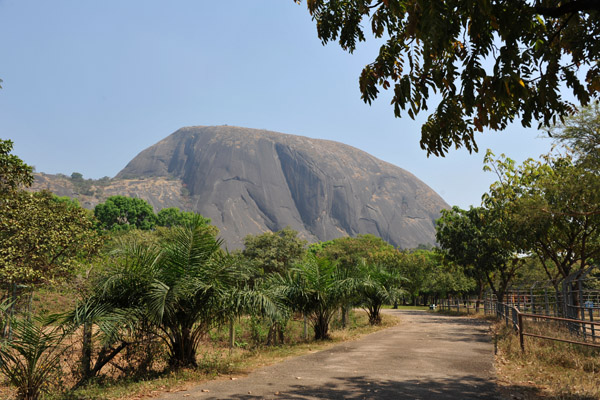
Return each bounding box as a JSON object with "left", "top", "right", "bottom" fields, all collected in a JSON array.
[{"left": 494, "top": 320, "right": 600, "bottom": 400}]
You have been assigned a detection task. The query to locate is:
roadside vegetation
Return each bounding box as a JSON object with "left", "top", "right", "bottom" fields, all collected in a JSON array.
[
  {"left": 494, "top": 321, "right": 600, "bottom": 400},
  {"left": 2, "top": 105, "right": 600, "bottom": 399}
]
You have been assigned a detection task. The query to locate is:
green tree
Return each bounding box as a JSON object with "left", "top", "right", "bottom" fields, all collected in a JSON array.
[
  {"left": 242, "top": 228, "right": 307, "bottom": 344},
  {"left": 156, "top": 207, "right": 211, "bottom": 228},
  {"left": 76, "top": 217, "right": 274, "bottom": 369},
  {"left": 0, "top": 139, "right": 33, "bottom": 193},
  {"left": 356, "top": 261, "right": 405, "bottom": 325},
  {"left": 0, "top": 190, "right": 100, "bottom": 288},
  {"left": 297, "top": 1, "right": 600, "bottom": 156},
  {"left": 313, "top": 234, "right": 397, "bottom": 270},
  {"left": 397, "top": 250, "right": 434, "bottom": 306},
  {"left": 242, "top": 227, "right": 307, "bottom": 276},
  {"left": 311, "top": 234, "right": 398, "bottom": 323},
  {"left": 483, "top": 151, "right": 600, "bottom": 287},
  {"left": 94, "top": 195, "right": 157, "bottom": 231},
  {"left": 424, "top": 260, "right": 475, "bottom": 301},
  {"left": 550, "top": 102, "right": 600, "bottom": 170},
  {"left": 271, "top": 255, "right": 357, "bottom": 340},
  {"left": 436, "top": 206, "right": 521, "bottom": 302}
]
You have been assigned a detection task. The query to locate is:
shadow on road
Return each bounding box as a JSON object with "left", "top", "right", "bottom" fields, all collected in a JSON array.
[{"left": 203, "top": 375, "right": 500, "bottom": 399}]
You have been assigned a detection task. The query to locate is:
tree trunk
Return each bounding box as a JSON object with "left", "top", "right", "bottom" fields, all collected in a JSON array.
[
  {"left": 81, "top": 322, "right": 92, "bottom": 379},
  {"left": 170, "top": 329, "right": 198, "bottom": 368},
  {"left": 313, "top": 314, "right": 330, "bottom": 340},
  {"left": 368, "top": 306, "right": 382, "bottom": 325}
]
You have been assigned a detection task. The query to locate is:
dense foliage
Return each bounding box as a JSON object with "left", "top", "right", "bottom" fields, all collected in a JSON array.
[
  {"left": 297, "top": 1, "right": 600, "bottom": 156},
  {"left": 435, "top": 105, "right": 600, "bottom": 298},
  {"left": 0, "top": 139, "right": 33, "bottom": 194},
  {"left": 0, "top": 191, "right": 100, "bottom": 287},
  {"left": 94, "top": 195, "right": 157, "bottom": 231},
  {"left": 243, "top": 227, "right": 307, "bottom": 276}
]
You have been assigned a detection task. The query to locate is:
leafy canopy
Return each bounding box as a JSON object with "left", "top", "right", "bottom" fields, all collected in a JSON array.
[
  {"left": 0, "top": 190, "right": 100, "bottom": 287},
  {"left": 311, "top": 234, "right": 397, "bottom": 269},
  {"left": 0, "top": 143, "right": 99, "bottom": 288},
  {"left": 77, "top": 217, "right": 275, "bottom": 368},
  {"left": 549, "top": 101, "right": 600, "bottom": 170},
  {"left": 271, "top": 255, "right": 358, "bottom": 339},
  {"left": 436, "top": 205, "right": 521, "bottom": 302},
  {"left": 297, "top": 0, "right": 600, "bottom": 156},
  {"left": 243, "top": 227, "right": 307, "bottom": 276},
  {"left": 483, "top": 150, "right": 600, "bottom": 285},
  {"left": 0, "top": 139, "right": 33, "bottom": 193},
  {"left": 94, "top": 195, "right": 157, "bottom": 231},
  {"left": 156, "top": 207, "right": 211, "bottom": 228}
]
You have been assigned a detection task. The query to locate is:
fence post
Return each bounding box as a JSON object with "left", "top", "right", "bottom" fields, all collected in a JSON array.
[
  {"left": 518, "top": 312, "right": 525, "bottom": 352},
  {"left": 229, "top": 318, "right": 235, "bottom": 353},
  {"left": 589, "top": 308, "right": 596, "bottom": 341}
]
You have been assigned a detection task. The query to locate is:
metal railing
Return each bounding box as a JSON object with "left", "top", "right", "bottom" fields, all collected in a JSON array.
[{"left": 494, "top": 302, "right": 600, "bottom": 352}]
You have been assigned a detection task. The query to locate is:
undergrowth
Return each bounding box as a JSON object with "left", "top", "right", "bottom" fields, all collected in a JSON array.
[
  {"left": 494, "top": 320, "right": 600, "bottom": 400},
  {"left": 2, "top": 310, "right": 398, "bottom": 400}
]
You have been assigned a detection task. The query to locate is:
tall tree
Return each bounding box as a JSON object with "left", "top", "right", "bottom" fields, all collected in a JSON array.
[
  {"left": 549, "top": 102, "right": 600, "bottom": 170},
  {"left": 242, "top": 227, "right": 307, "bottom": 277},
  {"left": 94, "top": 195, "right": 157, "bottom": 231},
  {"left": 156, "top": 207, "right": 211, "bottom": 229},
  {"left": 436, "top": 206, "right": 521, "bottom": 302},
  {"left": 483, "top": 151, "right": 600, "bottom": 287},
  {"left": 0, "top": 191, "right": 100, "bottom": 288},
  {"left": 297, "top": 1, "right": 600, "bottom": 156},
  {"left": 0, "top": 142, "right": 99, "bottom": 291},
  {"left": 397, "top": 250, "right": 434, "bottom": 306},
  {"left": 0, "top": 139, "right": 33, "bottom": 194}
]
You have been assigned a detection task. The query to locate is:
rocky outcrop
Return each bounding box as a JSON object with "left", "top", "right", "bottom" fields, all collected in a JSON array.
[{"left": 114, "top": 126, "right": 449, "bottom": 248}]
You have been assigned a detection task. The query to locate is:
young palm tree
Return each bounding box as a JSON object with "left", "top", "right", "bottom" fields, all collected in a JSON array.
[
  {"left": 356, "top": 261, "right": 406, "bottom": 325},
  {"left": 0, "top": 317, "right": 69, "bottom": 400},
  {"left": 272, "top": 255, "right": 357, "bottom": 340},
  {"left": 74, "top": 217, "right": 277, "bottom": 370}
]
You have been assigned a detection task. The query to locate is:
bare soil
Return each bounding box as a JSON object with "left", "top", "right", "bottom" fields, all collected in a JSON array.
[{"left": 153, "top": 310, "right": 501, "bottom": 399}]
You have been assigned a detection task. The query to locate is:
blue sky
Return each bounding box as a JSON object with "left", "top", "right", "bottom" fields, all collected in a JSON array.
[{"left": 0, "top": 1, "right": 555, "bottom": 209}]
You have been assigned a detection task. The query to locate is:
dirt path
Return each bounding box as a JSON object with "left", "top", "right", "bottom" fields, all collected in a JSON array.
[{"left": 155, "top": 310, "right": 501, "bottom": 399}]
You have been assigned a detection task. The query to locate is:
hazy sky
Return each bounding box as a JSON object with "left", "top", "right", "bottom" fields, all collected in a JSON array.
[{"left": 1, "top": 1, "right": 555, "bottom": 209}]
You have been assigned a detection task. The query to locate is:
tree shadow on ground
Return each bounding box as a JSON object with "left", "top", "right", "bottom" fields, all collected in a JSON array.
[
  {"left": 203, "top": 375, "right": 500, "bottom": 399},
  {"left": 202, "top": 374, "right": 598, "bottom": 400}
]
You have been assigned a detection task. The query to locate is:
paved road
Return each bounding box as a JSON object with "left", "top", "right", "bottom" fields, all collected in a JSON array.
[{"left": 155, "top": 310, "right": 501, "bottom": 399}]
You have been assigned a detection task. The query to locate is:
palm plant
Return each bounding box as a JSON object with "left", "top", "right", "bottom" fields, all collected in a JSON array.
[
  {"left": 272, "top": 255, "right": 357, "bottom": 340},
  {"left": 73, "top": 217, "right": 277, "bottom": 371},
  {"left": 0, "top": 317, "right": 69, "bottom": 400},
  {"left": 356, "top": 261, "right": 405, "bottom": 325}
]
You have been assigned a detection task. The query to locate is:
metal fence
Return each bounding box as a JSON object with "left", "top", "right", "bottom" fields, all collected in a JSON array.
[{"left": 485, "top": 267, "right": 600, "bottom": 350}]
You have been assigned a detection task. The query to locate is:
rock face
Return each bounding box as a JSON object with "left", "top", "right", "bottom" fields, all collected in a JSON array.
[{"left": 115, "top": 126, "right": 448, "bottom": 249}]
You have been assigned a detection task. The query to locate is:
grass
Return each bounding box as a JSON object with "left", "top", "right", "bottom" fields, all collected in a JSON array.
[
  {"left": 1, "top": 310, "right": 399, "bottom": 400},
  {"left": 494, "top": 319, "right": 600, "bottom": 400}
]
